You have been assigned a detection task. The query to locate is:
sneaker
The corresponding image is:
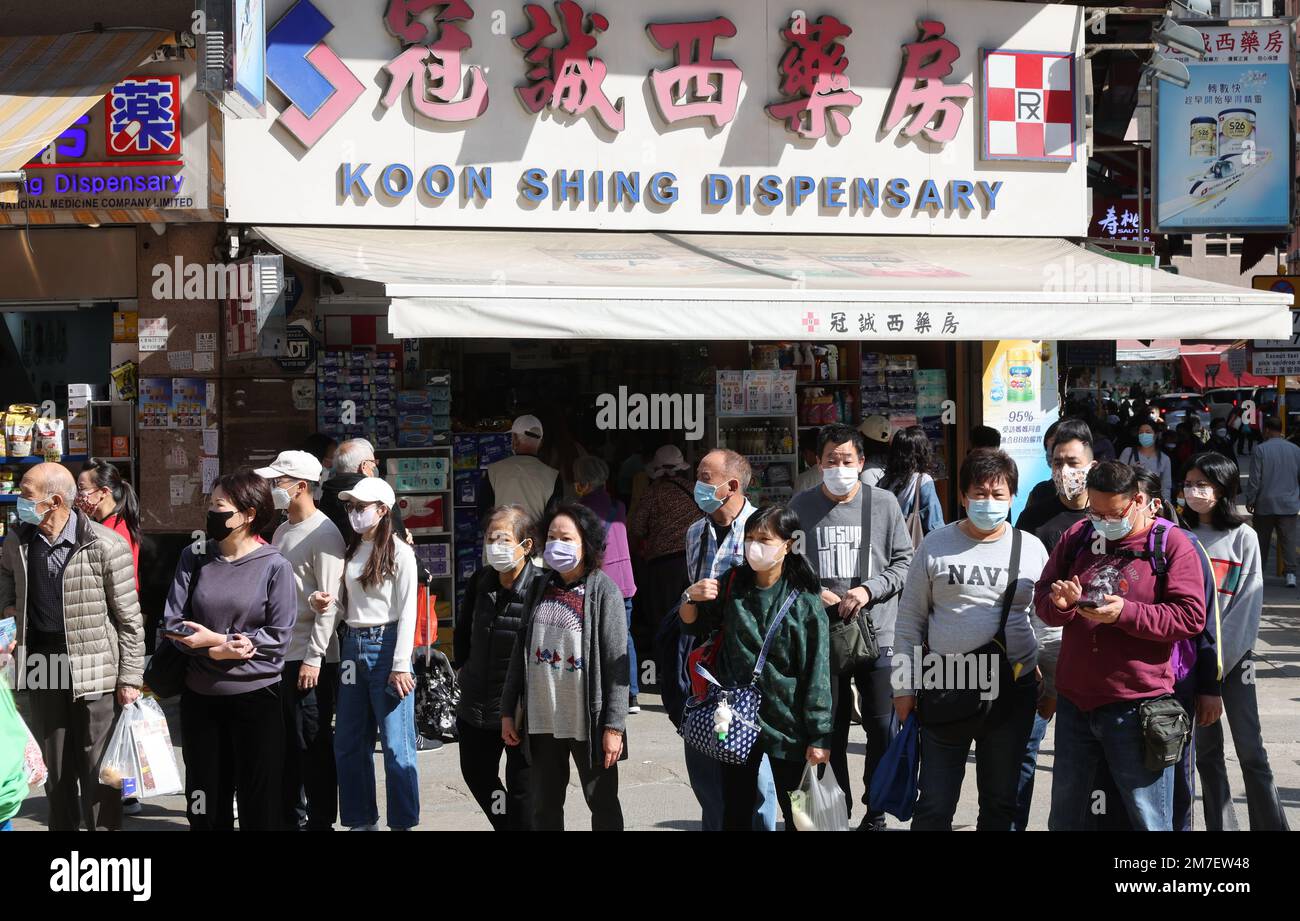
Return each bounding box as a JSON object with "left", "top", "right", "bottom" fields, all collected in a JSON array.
[
  {"left": 415, "top": 735, "right": 444, "bottom": 753},
  {"left": 628, "top": 695, "right": 641, "bottom": 714},
  {"left": 857, "top": 815, "right": 887, "bottom": 831},
  {"left": 122, "top": 798, "right": 142, "bottom": 816},
  {"left": 1287, "top": 573, "right": 1296, "bottom": 588}
]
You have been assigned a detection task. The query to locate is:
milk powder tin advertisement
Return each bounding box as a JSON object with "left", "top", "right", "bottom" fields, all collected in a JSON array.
[
  {"left": 982, "top": 340, "right": 1059, "bottom": 523},
  {"left": 1155, "top": 20, "right": 1295, "bottom": 233}
]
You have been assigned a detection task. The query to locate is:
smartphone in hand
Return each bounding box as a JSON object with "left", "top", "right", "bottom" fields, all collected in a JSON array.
[{"left": 164, "top": 622, "right": 198, "bottom": 638}]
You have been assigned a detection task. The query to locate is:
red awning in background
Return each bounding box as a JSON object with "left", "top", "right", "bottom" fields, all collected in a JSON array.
[{"left": 1178, "top": 352, "right": 1271, "bottom": 389}]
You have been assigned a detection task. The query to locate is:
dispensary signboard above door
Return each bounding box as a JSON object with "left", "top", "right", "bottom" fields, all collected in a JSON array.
[{"left": 225, "top": 0, "right": 1088, "bottom": 236}]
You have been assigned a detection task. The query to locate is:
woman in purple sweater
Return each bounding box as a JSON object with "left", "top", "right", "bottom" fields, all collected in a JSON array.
[
  {"left": 162, "top": 470, "right": 297, "bottom": 831},
  {"left": 575, "top": 457, "right": 640, "bottom": 712}
]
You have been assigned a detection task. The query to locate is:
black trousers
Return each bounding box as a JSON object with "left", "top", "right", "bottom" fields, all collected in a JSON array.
[
  {"left": 457, "top": 717, "right": 532, "bottom": 831},
  {"left": 829, "top": 648, "right": 895, "bottom": 821},
  {"left": 181, "top": 684, "right": 284, "bottom": 831},
  {"left": 24, "top": 654, "right": 122, "bottom": 831},
  {"left": 642, "top": 552, "right": 689, "bottom": 645},
  {"left": 280, "top": 661, "right": 339, "bottom": 831},
  {"left": 720, "top": 746, "right": 805, "bottom": 831},
  {"left": 528, "top": 732, "right": 623, "bottom": 831}
]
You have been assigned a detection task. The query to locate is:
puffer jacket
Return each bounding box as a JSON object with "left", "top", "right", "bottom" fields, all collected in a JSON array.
[
  {"left": 0, "top": 511, "right": 144, "bottom": 700},
  {"left": 454, "top": 561, "right": 543, "bottom": 729}
]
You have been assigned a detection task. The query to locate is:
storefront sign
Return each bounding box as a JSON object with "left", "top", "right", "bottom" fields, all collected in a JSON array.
[
  {"left": 0, "top": 59, "right": 220, "bottom": 225},
  {"left": 1091, "top": 196, "right": 1153, "bottom": 243},
  {"left": 982, "top": 340, "right": 1059, "bottom": 522},
  {"left": 228, "top": 0, "right": 1087, "bottom": 235},
  {"left": 1155, "top": 20, "right": 1295, "bottom": 233},
  {"left": 1253, "top": 350, "right": 1300, "bottom": 376}
]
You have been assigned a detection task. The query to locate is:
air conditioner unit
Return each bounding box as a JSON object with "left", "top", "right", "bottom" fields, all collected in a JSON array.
[{"left": 196, "top": 0, "right": 266, "bottom": 119}]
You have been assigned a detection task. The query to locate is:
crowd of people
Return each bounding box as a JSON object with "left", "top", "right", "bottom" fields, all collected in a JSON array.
[{"left": 0, "top": 403, "right": 1291, "bottom": 832}]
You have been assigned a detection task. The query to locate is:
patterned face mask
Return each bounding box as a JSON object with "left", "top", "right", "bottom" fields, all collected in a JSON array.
[{"left": 1052, "top": 464, "right": 1090, "bottom": 500}]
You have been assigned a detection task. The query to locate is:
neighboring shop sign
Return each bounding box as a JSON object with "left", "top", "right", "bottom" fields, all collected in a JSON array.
[
  {"left": 982, "top": 340, "right": 1059, "bottom": 522},
  {"left": 1, "top": 59, "right": 220, "bottom": 225},
  {"left": 276, "top": 320, "right": 318, "bottom": 373},
  {"left": 1091, "top": 196, "right": 1153, "bottom": 244},
  {"left": 1253, "top": 350, "right": 1300, "bottom": 376},
  {"left": 1252, "top": 275, "right": 1300, "bottom": 347},
  {"left": 1155, "top": 20, "right": 1295, "bottom": 233},
  {"left": 227, "top": 0, "right": 1087, "bottom": 235}
]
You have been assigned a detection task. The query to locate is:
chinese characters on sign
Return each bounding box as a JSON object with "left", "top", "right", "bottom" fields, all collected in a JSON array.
[
  {"left": 381, "top": 0, "right": 489, "bottom": 122},
  {"left": 514, "top": 0, "right": 625, "bottom": 132},
  {"left": 765, "top": 15, "right": 862, "bottom": 140},
  {"left": 881, "top": 21, "right": 973, "bottom": 145},
  {"left": 107, "top": 76, "right": 181, "bottom": 156},
  {"left": 265, "top": 3, "right": 1034, "bottom": 154},
  {"left": 816, "top": 311, "right": 960, "bottom": 337}
]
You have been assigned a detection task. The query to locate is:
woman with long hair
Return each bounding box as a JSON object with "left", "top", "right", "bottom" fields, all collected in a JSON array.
[
  {"left": 679, "top": 504, "right": 833, "bottom": 831},
  {"left": 161, "top": 470, "right": 296, "bottom": 830},
  {"left": 500, "top": 501, "right": 629, "bottom": 830},
  {"left": 880, "top": 425, "right": 945, "bottom": 536},
  {"left": 77, "top": 459, "right": 141, "bottom": 586},
  {"left": 310, "top": 477, "right": 420, "bottom": 830},
  {"left": 1178, "top": 452, "right": 1289, "bottom": 830},
  {"left": 454, "top": 505, "right": 540, "bottom": 831}
]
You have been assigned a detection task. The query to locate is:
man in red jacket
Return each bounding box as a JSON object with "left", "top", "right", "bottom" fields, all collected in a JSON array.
[{"left": 1035, "top": 461, "right": 1205, "bottom": 831}]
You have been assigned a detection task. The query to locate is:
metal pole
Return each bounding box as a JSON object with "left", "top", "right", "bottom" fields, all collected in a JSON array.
[{"left": 1137, "top": 148, "right": 1145, "bottom": 262}]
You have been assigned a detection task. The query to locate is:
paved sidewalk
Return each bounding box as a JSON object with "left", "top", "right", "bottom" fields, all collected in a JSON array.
[{"left": 10, "top": 578, "right": 1299, "bottom": 831}]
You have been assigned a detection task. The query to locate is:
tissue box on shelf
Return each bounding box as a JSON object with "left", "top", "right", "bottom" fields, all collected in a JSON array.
[
  {"left": 394, "top": 472, "right": 447, "bottom": 493},
  {"left": 414, "top": 542, "right": 452, "bottom": 579},
  {"left": 454, "top": 469, "right": 483, "bottom": 506},
  {"left": 397, "top": 494, "right": 445, "bottom": 534}
]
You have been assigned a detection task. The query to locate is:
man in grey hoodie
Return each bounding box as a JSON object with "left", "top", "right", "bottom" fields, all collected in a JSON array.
[{"left": 789, "top": 423, "right": 914, "bottom": 831}]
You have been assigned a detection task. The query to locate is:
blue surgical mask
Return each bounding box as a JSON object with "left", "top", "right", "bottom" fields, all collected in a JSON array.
[
  {"left": 543, "top": 539, "right": 582, "bottom": 573},
  {"left": 1138, "top": 432, "right": 1156, "bottom": 448},
  {"left": 16, "top": 496, "right": 48, "bottom": 525},
  {"left": 966, "top": 498, "right": 1010, "bottom": 532},
  {"left": 1093, "top": 515, "right": 1134, "bottom": 542},
  {"left": 694, "top": 480, "right": 726, "bottom": 514}
]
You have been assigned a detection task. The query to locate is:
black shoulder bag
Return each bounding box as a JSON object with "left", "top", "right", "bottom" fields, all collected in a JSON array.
[
  {"left": 916, "top": 528, "right": 1022, "bottom": 740},
  {"left": 143, "top": 551, "right": 208, "bottom": 699},
  {"left": 829, "top": 485, "right": 881, "bottom": 675}
]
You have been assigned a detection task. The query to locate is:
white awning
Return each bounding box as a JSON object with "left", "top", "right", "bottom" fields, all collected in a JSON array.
[{"left": 252, "top": 227, "right": 1293, "bottom": 341}]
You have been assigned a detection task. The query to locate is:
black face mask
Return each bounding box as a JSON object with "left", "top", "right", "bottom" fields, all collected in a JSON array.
[{"left": 206, "top": 509, "right": 238, "bottom": 542}]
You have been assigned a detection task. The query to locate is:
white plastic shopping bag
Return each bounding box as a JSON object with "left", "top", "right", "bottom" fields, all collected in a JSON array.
[
  {"left": 98, "top": 698, "right": 182, "bottom": 799},
  {"left": 789, "top": 763, "right": 850, "bottom": 831}
]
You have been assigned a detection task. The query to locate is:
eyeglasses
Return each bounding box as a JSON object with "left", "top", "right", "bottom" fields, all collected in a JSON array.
[{"left": 1085, "top": 497, "right": 1137, "bottom": 525}]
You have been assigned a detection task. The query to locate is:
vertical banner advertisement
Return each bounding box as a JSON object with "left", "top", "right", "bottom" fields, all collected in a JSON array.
[
  {"left": 1156, "top": 20, "right": 1295, "bottom": 232},
  {"left": 983, "top": 340, "right": 1060, "bottom": 522}
]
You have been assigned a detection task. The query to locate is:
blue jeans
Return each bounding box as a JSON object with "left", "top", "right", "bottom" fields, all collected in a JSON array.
[
  {"left": 683, "top": 742, "right": 777, "bottom": 831},
  {"left": 1012, "top": 711, "right": 1052, "bottom": 831},
  {"left": 1049, "top": 695, "right": 1174, "bottom": 831},
  {"left": 625, "top": 599, "right": 639, "bottom": 697},
  {"left": 0, "top": 819, "right": 11, "bottom": 831},
  {"left": 335, "top": 625, "right": 420, "bottom": 829}
]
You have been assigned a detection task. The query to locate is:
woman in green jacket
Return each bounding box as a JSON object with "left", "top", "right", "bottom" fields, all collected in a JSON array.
[{"left": 680, "top": 504, "right": 833, "bottom": 831}]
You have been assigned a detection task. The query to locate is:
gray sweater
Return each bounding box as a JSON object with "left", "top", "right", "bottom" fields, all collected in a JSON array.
[
  {"left": 1192, "top": 523, "right": 1263, "bottom": 673},
  {"left": 501, "top": 566, "right": 629, "bottom": 769},
  {"left": 789, "top": 483, "right": 914, "bottom": 649},
  {"left": 894, "top": 522, "right": 1054, "bottom": 696}
]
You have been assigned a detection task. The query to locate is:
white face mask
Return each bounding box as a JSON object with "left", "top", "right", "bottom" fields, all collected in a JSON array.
[
  {"left": 484, "top": 541, "right": 528, "bottom": 572},
  {"left": 745, "top": 540, "right": 786, "bottom": 572},
  {"left": 822, "top": 465, "right": 861, "bottom": 497},
  {"left": 1183, "top": 486, "right": 1216, "bottom": 514},
  {"left": 348, "top": 504, "right": 382, "bottom": 534}
]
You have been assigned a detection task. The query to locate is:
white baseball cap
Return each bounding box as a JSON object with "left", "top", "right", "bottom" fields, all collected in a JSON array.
[
  {"left": 859, "top": 415, "right": 892, "bottom": 444},
  {"left": 647, "top": 445, "right": 689, "bottom": 478},
  {"left": 255, "top": 450, "right": 323, "bottom": 483},
  {"left": 511, "top": 414, "right": 544, "bottom": 440},
  {"left": 339, "top": 476, "right": 396, "bottom": 510}
]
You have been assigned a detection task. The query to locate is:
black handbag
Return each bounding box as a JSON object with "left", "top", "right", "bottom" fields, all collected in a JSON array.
[
  {"left": 916, "top": 528, "right": 1022, "bottom": 740},
  {"left": 143, "top": 551, "right": 208, "bottom": 699},
  {"left": 829, "top": 483, "right": 881, "bottom": 675}
]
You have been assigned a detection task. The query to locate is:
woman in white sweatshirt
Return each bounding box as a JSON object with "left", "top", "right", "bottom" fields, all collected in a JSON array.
[
  {"left": 310, "top": 477, "right": 419, "bottom": 830},
  {"left": 1179, "top": 451, "right": 1289, "bottom": 830}
]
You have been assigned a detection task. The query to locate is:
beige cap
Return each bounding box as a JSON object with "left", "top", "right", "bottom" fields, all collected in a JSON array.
[
  {"left": 511, "top": 414, "right": 544, "bottom": 440},
  {"left": 339, "top": 476, "right": 396, "bottom": 510},
  {"left": 859, "top": 415, "right": 891, "bottom": 444}
]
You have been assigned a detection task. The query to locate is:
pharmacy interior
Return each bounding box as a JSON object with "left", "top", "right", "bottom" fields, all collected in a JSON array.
[{"left": 0, "top": 227, "right": 143, "bottom": 540}]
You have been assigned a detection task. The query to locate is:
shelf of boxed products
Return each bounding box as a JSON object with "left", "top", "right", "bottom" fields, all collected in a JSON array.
[
  {"left": 450, "top": 431, "right": 515, "bottom": 615},
  {"left": 0, "top": 455, "right": 88, "bottom": 465}
]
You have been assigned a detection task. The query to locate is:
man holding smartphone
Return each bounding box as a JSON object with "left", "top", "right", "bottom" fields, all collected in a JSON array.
[{"left": 1035, "top": 461, "right": 1206, "bottom": 831}]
